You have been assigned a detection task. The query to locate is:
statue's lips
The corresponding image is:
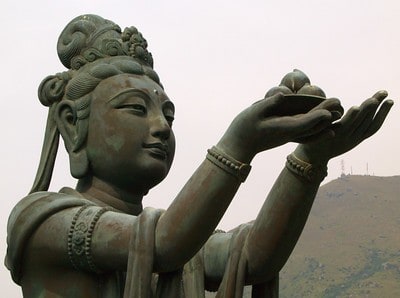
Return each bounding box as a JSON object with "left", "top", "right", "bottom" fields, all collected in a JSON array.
[{"left": 143, "top": 143, "right": 168, "bottom": 160}]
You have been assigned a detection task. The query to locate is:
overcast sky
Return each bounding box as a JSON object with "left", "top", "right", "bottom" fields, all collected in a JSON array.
[{"left": 2, "top": 0, "right": 400, "bottom": 295}]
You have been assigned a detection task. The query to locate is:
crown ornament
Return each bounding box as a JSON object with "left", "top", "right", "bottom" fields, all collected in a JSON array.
[{"left": 122, "top": 26, "right": 154, "bottom": 67}]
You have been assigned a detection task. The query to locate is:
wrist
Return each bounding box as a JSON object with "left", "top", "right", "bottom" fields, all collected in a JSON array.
[
  {"left": 293, "top": 145, "right": 330, "bottom": 166},
  {"left": 216, "top": 137, "right": 255, "bottom": 165},
  {"left": 286, "top": 153, "right": 328, "bottom": 183},
  {"left": 207, "top": 146, "right": 252, "bottom": 183}
]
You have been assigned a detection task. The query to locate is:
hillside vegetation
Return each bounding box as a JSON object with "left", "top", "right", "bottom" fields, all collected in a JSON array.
[
  {"left": 280, "top": 175, "right": 400, "bottom": 297},
  {"left": 206, "top": 175, "right": 400, "bottom": 297}
]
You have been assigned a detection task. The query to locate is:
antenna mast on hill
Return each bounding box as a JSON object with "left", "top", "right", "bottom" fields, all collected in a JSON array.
[{"left": 341, "top": 159, "right": 345, "bottom": 176}]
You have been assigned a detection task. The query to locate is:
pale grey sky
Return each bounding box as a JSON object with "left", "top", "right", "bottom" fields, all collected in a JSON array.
[{"left": 2, "top": 0, "right": 400, "bottom": 295}]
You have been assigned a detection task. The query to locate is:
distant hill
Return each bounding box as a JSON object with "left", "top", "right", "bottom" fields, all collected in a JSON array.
[
  {"left": 280, "top": 175, "right": 400, "bottom": 297},
  {"left": 206, "top": 175, "right": 400, "bottom": 297}
]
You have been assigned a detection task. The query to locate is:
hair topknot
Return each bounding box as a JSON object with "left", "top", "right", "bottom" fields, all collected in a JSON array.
[
  {"left": 37, "top": 14, "right": 160, "bottom": 108},
  {"left": 57, "top": 15, "right": 121, "bottom": 69},
  {"left": 56, "top": 14, "right": 153, "bottom": 70}
]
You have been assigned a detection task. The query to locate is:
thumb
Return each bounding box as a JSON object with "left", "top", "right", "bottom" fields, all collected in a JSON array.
[
  {"left": 295, "top": 127, "right": 335, "bottom": 144},
  {"left": 289, "top": 109, "right": 333, "bottom": 135}
]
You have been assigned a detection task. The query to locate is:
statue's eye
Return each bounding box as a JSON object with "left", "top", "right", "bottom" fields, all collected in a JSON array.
[
  {"left": 113, "top": 93, "right": 148, "bottom": 115},
  {"left": 118, "top": 103, "right": 147, "bottom": 115},
  {"left": 163, "top": 109, "right": 175, "bottom": 126},
  {"left": 129, "top": 104, "right": 147, "bottom": 114},
  {"left": 165, "top": 115, "right": 174, "bottom": 126}
]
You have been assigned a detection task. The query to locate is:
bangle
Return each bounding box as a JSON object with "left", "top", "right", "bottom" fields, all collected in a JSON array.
[
  {"left": 286, "top": 153, "right": 327, "bottom": 182},
  {"left": 206, "top": 146, "right": 251, "bottom": 182},
  {"left": 68, "top": 206, "right": 110, "bottom": 273}
]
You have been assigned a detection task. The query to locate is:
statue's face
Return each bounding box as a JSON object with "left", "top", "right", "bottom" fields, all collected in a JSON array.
[{"left": 85, "top": 73, "right": 175, "bottom": 193}]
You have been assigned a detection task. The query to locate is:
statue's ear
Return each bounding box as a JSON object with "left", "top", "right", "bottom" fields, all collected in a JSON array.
[
  {"left": 55, "top": 100, "right": 76, "bottom": 151},
  {"left": 55, "top": 101, "right": 89, "bottom": 178}
]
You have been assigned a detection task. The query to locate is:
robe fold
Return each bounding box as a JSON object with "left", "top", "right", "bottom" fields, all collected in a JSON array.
[{"left": 6, "top": 189, "right": 278, "bottom": 297}]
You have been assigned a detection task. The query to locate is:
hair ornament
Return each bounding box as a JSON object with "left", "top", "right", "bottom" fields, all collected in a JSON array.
[
  {"left": 122, "top": 26, "right": 153, "bottom": 67},
  {"left": 38, "top": 71, "right": 71, "bottom": 107}
]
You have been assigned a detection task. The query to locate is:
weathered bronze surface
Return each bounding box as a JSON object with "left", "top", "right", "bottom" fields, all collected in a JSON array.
[{"left": 5, "top": 14, "right": 393, "bottom": 297}]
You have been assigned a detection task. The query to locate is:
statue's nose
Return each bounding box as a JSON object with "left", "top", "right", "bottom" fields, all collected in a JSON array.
[{"left": 150, "top": 114, "right": 171, "bottom": 140}]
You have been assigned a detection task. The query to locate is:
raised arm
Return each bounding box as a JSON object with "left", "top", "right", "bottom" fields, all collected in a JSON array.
[
  {"left": 154, "top": 93, "right": 340, "bottom": 272},
  {"left": 203, "top": 91, "right": 393, "bottom": 286}
]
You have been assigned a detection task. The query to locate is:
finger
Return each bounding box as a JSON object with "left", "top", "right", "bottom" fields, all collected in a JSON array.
[
  {"left": 252, "top": 99, "right": 264, "bottom": 105},
  {"left": 348, "top": 96, "right": 384, "bottom": 135},
  {"left": 334, "top": 105, "right": 361, "bottom": 133},
  {"left": 291, "top": 116, "right": 335, "bottom": 141},
  {"left": 294, "top": 127, "right": 335, "bottom": 143},
  {"left": 311, "top": 98, "right": 344, "bottom": 116},
  {"left": 372, "top": 90, "right": 388, "bottom": 101},
  {"left": 364, "top": 99, "right": 394, "bottom": 138},
  {"left": 356, "top": 90, "right": 388, "bottom": 116},
  {"left": 252, "top": 92, "right": 285, "bottom": 111},
  {"left": 275, "top": 109, "right": 333, "bottom": 139},
  {"left": 331, "top": 110, "right": 343, "bottom": 122},
  {"left": 333, "top": 91, "right": 387, "bottom": 134}
]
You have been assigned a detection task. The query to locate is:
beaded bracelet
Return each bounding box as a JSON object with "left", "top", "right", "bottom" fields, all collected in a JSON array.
[
  {"left": 68, "top": 205, "right": 110, "bottom": 273},
  {"left": 206, "top": 146, "right": 251, "bottom": 182},
  {"left": 286, "top": 153, "right": 327, "bottom": 182}
]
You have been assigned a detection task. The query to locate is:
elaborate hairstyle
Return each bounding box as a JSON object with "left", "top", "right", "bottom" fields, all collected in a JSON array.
[{"left": 31, "top": 14, "right": 161, "bottom": 193}]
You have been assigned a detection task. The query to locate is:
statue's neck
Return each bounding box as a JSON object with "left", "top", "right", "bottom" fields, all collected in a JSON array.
[{"left": 76, "top": 177, "right": 144, "bottom": 215}]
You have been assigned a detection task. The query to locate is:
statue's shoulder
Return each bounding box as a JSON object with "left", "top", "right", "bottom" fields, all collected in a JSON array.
[
  {"left": 6, "top": 188, "right": 92, "bottom": 284},
  {"left": 7, "top": 188, "right": 91, "bottom": 245},
  {"left": 8, "top": 188, "right": 90, "bottom": 228},
  {"left": 12, "top": 190, "right": 71, "bottom": 210}
]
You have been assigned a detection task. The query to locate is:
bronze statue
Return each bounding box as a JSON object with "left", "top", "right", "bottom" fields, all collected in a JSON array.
[{"left": 5, "top": 14, "right": 393, "bottom": 297}]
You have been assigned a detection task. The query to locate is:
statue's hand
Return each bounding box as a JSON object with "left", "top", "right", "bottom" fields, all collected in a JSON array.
[
  {"left": 216, "top": 93, "right": 342, "bottom": 163},
  {"left": 294, "top": 90, "right": 394, "bottom": 164}
]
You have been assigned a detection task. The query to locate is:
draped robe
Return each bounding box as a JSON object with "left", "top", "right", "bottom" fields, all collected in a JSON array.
[{"left": 6, "top": 189, "right": 278, "bottom": 297}]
